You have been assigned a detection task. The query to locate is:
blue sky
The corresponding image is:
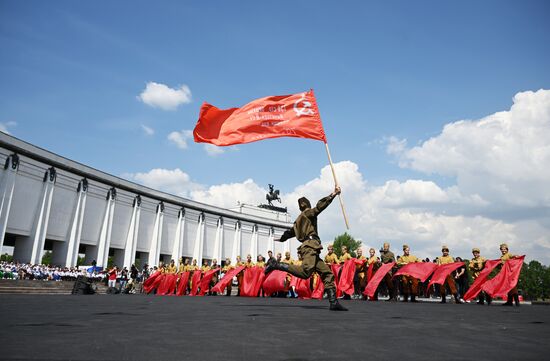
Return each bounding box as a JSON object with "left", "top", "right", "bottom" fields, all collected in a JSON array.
[{"left": 1, "top": 0, "right": 550, "bottom": 261}]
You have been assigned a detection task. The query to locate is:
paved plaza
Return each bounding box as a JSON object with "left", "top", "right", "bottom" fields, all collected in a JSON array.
[{"left": 1, "top": 294, "right": 549, "bottom": 360}]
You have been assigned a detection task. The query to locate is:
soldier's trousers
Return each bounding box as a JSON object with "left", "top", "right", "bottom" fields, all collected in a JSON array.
[
  {"left": 287, "top": 245, "right": 336, "bottom": 290},
  {"left": 440, "top": 274, "right": 457, "bottom": 297},
  {"left": 401, "top": 275, "right": 419, "bottom": 296}
]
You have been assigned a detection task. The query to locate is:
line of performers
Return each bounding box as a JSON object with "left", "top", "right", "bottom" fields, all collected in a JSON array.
[{"left": 142, "top": 242, "right": 521, "bottom": 307}]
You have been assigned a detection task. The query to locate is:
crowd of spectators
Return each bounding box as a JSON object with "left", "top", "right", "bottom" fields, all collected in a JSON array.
[{"left": 0, "top": 261, "right": 105, "bottom": 282}]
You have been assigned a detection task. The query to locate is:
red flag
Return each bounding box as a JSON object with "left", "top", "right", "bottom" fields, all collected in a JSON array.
[
  {"left": 290, "top": 276, "right": 312, "bottom": 299},
  {"left": 311, "top": 276, "right": 325, "bottom": 299},
  {"left": 193, "top": 90, "right": 327, "bottom": 146},
  {"left": 211, "top": 266, "right": 245, "bottom": 294},
  {"left": 394, "top": 262, "right": 437, "bottom": 282},
  {"left": 143, "top": 271, "right": 162, "bottom": 294},
  {"left": 428, "top": 262, "right": 465, "bottom": 288},
  {"left": 482, "top": 256, "right": 525, "bottom": 299},
  {"left": 463, "top": 260, "right": 501, "bottom": 301},
  {"left": 262, "top": 270, "right": 288, "bottom": 297},
  {"left": 337, "top": 259, "right": 359, "bottom": 296},
  {"left": 241, "top": 267, "right": 265, "bottom": 297},
  {"left": 330, "top": 263, "right": 342, "bottom": 298},
  {"left": 363, "top": 262, "right": 395, "bottom": 298},
  {"left": 198, "top": 269, "right": 220, "bottom": 296},
  {"left": 176, "top": 272, "right": 191, "bottom": 296},
  {"left": 156, "top": 274, "right": 171, "bottom": 295},
  {"left": 190, "top": 271, "right": 203, "bottom": 296}
]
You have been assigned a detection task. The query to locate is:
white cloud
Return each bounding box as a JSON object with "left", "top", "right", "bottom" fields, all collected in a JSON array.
[
  {"left": 385, "top": 136, "right": 407, "bottom": 156},
  {"left": 396, "top": 89, "right": 550, "bottom": 209},
  {"left": 0, "top": 121, "right": 17, "bottom": 134},
  {"left": 122, "top": 168, "right": 203, "bottom": 197},
  {"left": 140, "top": 124, "right": 154, "bottom": 136},
  {"left": 190, "top": 179, "right": 267, "bottom": 209},
  {"left": 137, "top": 82, "right": 192, "bottom": 110},
  {"left": 167, "top": 129, "right": 193, "bottom": 149},
  {"left": 204, "top": 144, "right": 225, "bottom": 156}
]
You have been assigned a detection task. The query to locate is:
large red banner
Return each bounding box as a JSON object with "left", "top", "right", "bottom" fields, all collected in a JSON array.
[
  {"left": 176, "top": 272, "right": 191, "bottom": 296},
  {"left": 262, "top": 270, "right": 288, "bottom": 297},
  {"left": 193, "top": 90, "right": 327, "bottom": 146},
  {"left": 482, "top": 256, "right": 525, "bottom": 299},
  {"left": 198, "top": 269, "right": 220, "bottom": 296},
  {"left": 211, "top": 266, "right": 245, "bottom": 294},
  {"left": 463, "top": 260, "right": 501, "bottom": 301},
  {"left": 393, "top": 262, "right": 437, "bottom": 282},
  {"left": 363, "top": 262, "right": 395, "bottom": 298},
  {"left": 240, "top": 267, "right": 265, "bottom": 297},
  {"left": 427, "top": 262, "right": 465, "bottom": 288}
]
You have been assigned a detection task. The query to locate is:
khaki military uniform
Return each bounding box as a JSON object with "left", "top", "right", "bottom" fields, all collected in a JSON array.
[
  {"left": 437, "top": 255, "right": 458, "bottom": 298},
  {"left": 397, "top": 254, "right": 421, "bottom": 297},
  {"left": 279, "top": 195, "right": 337, "bottom": 290},
  {"left": 339, "top": 252, "right": 352, "bottom": 264},
  {"left": 167, "top": 264, "right": 177, "bottom": 274},
  {"left": 324, "top": 253, "right": 340, "bottom": 265},
  {"left": 380, "top": 250, "right": 396, "bottom": 298}
]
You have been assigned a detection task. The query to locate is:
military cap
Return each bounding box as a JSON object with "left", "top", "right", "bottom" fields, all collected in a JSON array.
[
  {"left": 442, "top": 245, "right": 449, "bottom": 251},
  {"left": 402, "top": 244, "right": 409, "bottom": 250},
  {"left": 472, "top": 248, "right": 480, "bottom": 253},
  {"left": 499, "top": 243, "right": 509, "bottom": 249}
]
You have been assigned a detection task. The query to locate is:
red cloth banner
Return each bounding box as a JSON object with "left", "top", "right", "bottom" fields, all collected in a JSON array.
[
  {"left": 241, "top": 267, "right": 265, "bottom": 297},
  {"left": 291, "top": 276, "right": 312, "bottom": 299},
  {"left": 193, "top": 90, "right": 327, "bottom": 146},
  {"left": 262, "top": 270, "right": 288, "bottom": 297},
  {"left": 428, "top": 262, "right": 465, "bottom": 288},
  {"left": 311, "top": 276, "right": 325, "bottom": 299},
  {"left": 190, "top": 271, "right": 203, "bottom": 296},
  {"left": 394, "top": 262, "right": 437, "bottom": 282},
  {"left": 176, "top": 272, "right": 191, "bottom": 296},
  {"left": 331, "top": 263, "right": 342, "bottom": 298},
  {"left": 156, "top": 274, "right": 170, "bottom": 295},
  {"left": 463, "top": 260, "right": 501, "bottom": 301},
  {"left": 363, "top": 262, "right": 395, "bottom": 298},
  {"left": 337, "top": 259, "right": 363, "bottom": 296},
  {"left": 143, "top": 271, "right": 162, "bottom": 294},
  {"left": 482, "top": 256, "right": 525, "bottom": 299},
  {"left": 198, "top": 269, "right": 220, "bottom": 296},
  {"left": 211, "top": 266, "right": 245, "bottom": 294}
]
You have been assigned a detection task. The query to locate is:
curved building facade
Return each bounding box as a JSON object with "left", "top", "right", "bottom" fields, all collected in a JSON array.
[{"left": 0, "top": 133, "right": 294, "bottom": 269}]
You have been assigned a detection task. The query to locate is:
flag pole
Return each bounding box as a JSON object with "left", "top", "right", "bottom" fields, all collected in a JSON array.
[{"left": 324, "top": 142, "right": 350, "bottom": 229}]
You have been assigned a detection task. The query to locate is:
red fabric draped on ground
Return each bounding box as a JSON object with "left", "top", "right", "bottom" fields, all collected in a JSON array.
[
  {"left": 463, "top": 260, "right": 501, "bottom": 301},
  {"left": 211, "top": 266, "right": 245, "bottom": 294},
  {"left": 262, "top": 270, "right": 288, "bottom": 297},
  {"left": 176, "top": 272, "right": 190, "bottom": 296},
  {"left": 428, "top": 262, "right": 465, "bottom": 288},
  {"left": 394, "top": 262, "right": 437, "bottom": 282},
  {"left": 482, "top": 256, "right": 525, "bottom": 299},
  {"left": 143, "top": 271, "right": 162, "bottom": 294},
  {"left": 363, "top": 262, "right": 395, "bottom": 298},
  {"left": 290, "top": 276, "right": 312, "bottom": 299},
  {"left": 240, "top": 267, "right": 265, "bottom": 297},
  {"left": 189, "top": 271, "right": 202, "bottom": 296},
  {"left": 198, "top": 269, "right": 220, "bottom": 296},
  {"left": 311, "top": 276, "right": 325, "bottom": 299},
  {"left": 337, "top": 259, "right": 365, "bottom": 296}
]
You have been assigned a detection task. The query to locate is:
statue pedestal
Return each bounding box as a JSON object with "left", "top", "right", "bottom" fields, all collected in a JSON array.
[{"left": 230, "top": 203, "right": 291, "bottom": 223}]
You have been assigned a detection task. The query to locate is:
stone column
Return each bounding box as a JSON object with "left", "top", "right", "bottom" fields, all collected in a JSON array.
[
  {"left": 96, "top": 187, "right": 116, "bottom": 268},
  {"left": 231, "top": 220, "right": 241, "bottom": 263},
  {"left": 147, "top": 201, "right": 164, "bottom": 267},
  {"left": 171, "top": 208, "right": 185, "bottom": 262},
  {"left": 0, "top": 154, "right": 19, "bottom": 255},
  {"left": 192, "top": 212, "right": 205, "bottom": 265},
  {"left": 123, "top": 195, "right": 141, "bottom": 269}
]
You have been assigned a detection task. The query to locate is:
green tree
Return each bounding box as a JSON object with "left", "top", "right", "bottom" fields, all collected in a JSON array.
[
  {"left": 333, "top": 232, "right": 362, "bottom": 258},
  {"left": 1, "top": 253, "right": 13, "bottom": 262},
  {"left": 41, "top": 251, "right": 52, "bottom": 265},
  {"left": 76, "top": 256, "right": 85, "bottom": 266}
]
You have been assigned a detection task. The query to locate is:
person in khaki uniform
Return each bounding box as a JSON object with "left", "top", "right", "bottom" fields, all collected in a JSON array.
[
  {"left": 234, "top": 256, "right": 245, "bottom": 296},
  {"left": 281, "top": 251, "right": 294, "bottom": 265},
  {"left": 437, "top": 246, "right": 463, "bottom": 304},
  {"left": 380, "top": 242, "right": 397, "bottom": 301},
  {"left": 500, "top": 243, "right": 520, "bottom": 306},
  {"left": 256, "top": 255, "right": 266, "bottom": 268},
  {"left": 265, "top": 186, "right": 347, "bottom": 311},
  {"left": 353, "top": 248, "right": 367, "bottom": 299},
  {"left": 468, "top": 248, "right": 491, "bottom": 305},
  {"left": 244, "top": 254, "right": 255, "bottom": 268},
  {"left": 221, "top": 258, "right": 234, "bottom": 296},
  {"left": 339, "top": 246, "right": 352, "bottom": 264},
  {"left": 324, "top": 244, "right": 340, "bottom": 265},
  {"left": 365, "top": 248, "right": 379, "bottom": 300},
  {"left": 397, "top": 245, "right": 420, "bottom": 302},
  {"left": 167, "top": 259, "right": 177, "bottom": 274}
]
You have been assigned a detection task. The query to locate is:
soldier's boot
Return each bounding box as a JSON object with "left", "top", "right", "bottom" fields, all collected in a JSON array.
[
  {"left": 477, "top": 293, "right": 485, "bottom": 305},
  {"left": 410, "top": 295, "right": 418, "bottom": 303},
  {"left": 264, "top": 258, "right": 289, "bottom": 274},
  {"left": 440, "top": 295, "right": 446, "bottom": 303},
  {"left": 487, "top": 295, "right": 492, "bottom": 305},
  {"left": 327, "top": 288, "right": 348, "bottom": 311},
  {"left": 513, "top": 294, "right": 520, "bottom": 307},
  {"left": 454, "top": 294, "right": 463, "bottom": 304},
  {"left": 402, "top": 294, "right": 409, "bottom": 302},
  {"left": 502, "top": 294, "right": 513, "bottom": 306}
]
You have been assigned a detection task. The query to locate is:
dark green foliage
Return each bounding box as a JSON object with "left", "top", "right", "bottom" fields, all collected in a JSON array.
[{"left": 333, "top": 232, "right": 362, "bottom": 258}]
